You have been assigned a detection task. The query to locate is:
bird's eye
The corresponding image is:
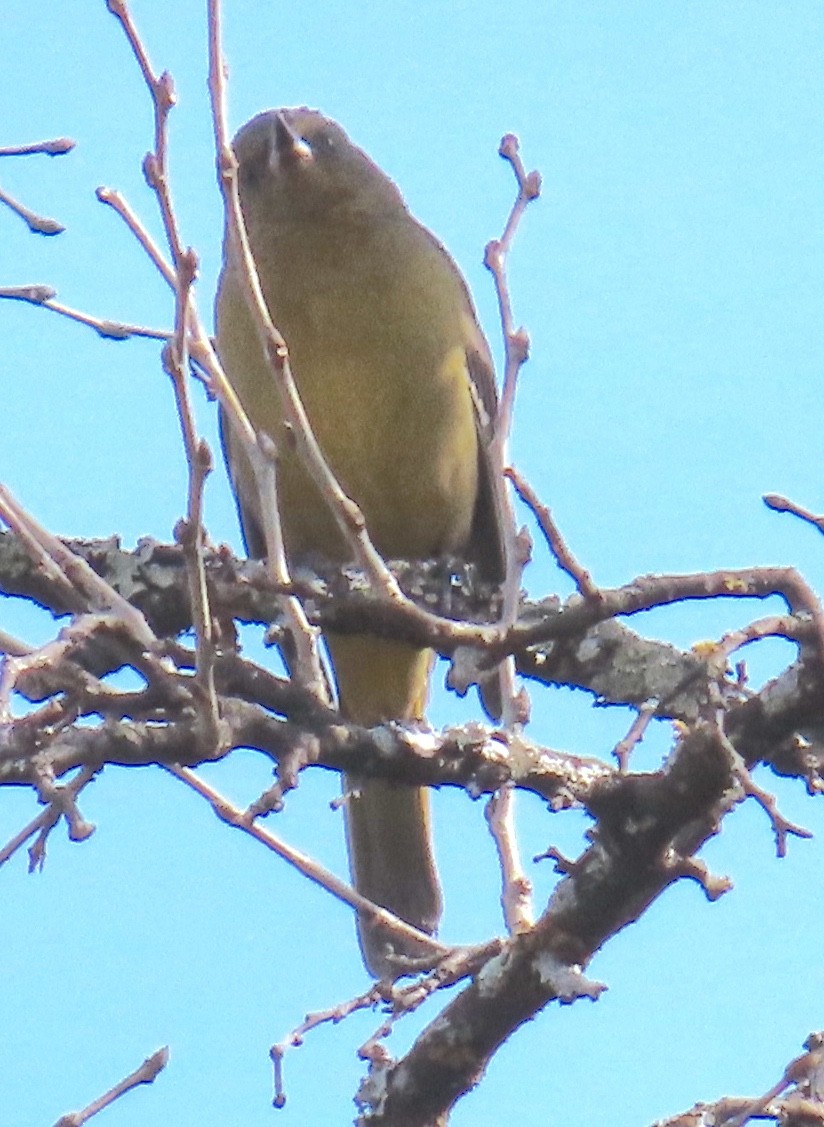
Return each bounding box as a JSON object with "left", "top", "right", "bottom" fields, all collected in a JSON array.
[{"left": 312, "top": 129, "right": 337, "bottom": 155}]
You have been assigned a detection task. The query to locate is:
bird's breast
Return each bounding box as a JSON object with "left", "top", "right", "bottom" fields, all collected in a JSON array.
[{"left": 220, "top": 215, "right": 480, "bottom": 563}]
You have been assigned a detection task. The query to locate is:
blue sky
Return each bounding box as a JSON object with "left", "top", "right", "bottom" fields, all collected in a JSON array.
[{"left": 3, "top": 3, "right": 824, "bottom": 1125}]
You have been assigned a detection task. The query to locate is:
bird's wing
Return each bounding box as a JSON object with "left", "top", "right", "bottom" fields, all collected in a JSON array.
[{"left": 464, "top": 323, "right": 507, "bottom": 585}]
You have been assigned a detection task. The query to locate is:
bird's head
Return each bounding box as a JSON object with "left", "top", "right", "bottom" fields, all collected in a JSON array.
[{"left": 232, "top": 107, "right": 405, "bottom": 225}]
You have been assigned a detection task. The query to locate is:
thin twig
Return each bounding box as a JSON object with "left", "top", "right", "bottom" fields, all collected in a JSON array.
[
  {"left": 612, "top": 699, "right": 658, "bottom": 772},
  {"left": 0, "top": 184, "right": 64, "bottom": 235},
  {"left": 96, "top": 187, "right": 176, "bottom": 287},
  {"left": 478, "top": 132, "right": 542, "bottom": 935},
  {"left": 353, "top": 949, "right": 505, "bottom": 1068},
  {"left": 764, "top": 492, "right": 824, "bottom": 536},
  {"left": 0, "top": 137, "right": 74, "bottom": 157},
  {"left": 252, "top": 435, "right": 329, "bottom": 694},
  {"left": 0, "top": 137, "right": 73, "bottom": 234},
  {"left": 106, "top": 2, "right": 186, "bottom": 270},
  {"left": 30, "top": 765, "right": 97, "bottom": 867},
  {"left": 485, "top": 782, "right": 534, "bottom": 934},
  {"left": 506, "top": 464, "right": 600, "bottom": 599},
  {"left": 52, "top": 1046, "right": 169, "bottom": 1127},
  {"left": 485, "top": 135, "right": 539, "bottom": 635},
  {"left": 717, "top": 614, "right": 808, "bottom": 658},
  {"left": 508, "top": 563, "right": 824, "bottom": 665},
  {"left": 166, "top": 764, "right": 450, "bottom": 960},
  {"left": 0, "top": 286, "right": 170, "bottom": 340},
  {"left": 486, "top": 133, "right": 541, "bottom": 448},
  {"left": 270, "top": 984, "right": 384, "bottom": 1107},
  {"left": 105, "top": 1, "right": 221, "bottom": 737},
  {"left": 165, "top": 339, "right": 221, "bottom": 736},
  {"left": 0, "top": 766, "right": 98, "bottom": 872},
  {"left": 0, "top": 807, "right": 56, "bottom": 869}
]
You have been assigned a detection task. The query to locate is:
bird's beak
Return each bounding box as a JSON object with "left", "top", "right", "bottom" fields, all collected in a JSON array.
[{"left": 273, "top": 112, "right": 312, "bottom": 167}]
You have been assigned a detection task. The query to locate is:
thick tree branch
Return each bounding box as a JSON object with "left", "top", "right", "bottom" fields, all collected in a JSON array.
[
  {"left": 2, "top": 531, "right": 820, "bottom": 738},
  {"left": 358, "top": 724, "right": 734, "bottom": 1123}
]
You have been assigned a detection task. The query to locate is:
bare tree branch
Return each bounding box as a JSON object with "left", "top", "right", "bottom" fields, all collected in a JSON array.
[{"left": 52, "top": 1046, "right": 169, "bottom": 1127}]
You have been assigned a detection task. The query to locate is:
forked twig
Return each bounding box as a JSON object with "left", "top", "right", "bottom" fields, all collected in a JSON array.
[
  {"left": 0, "top": 765, "right": 97, "bottom": 870},
  {"left": 105, "top": 0, "right": 223, "bottom": 740},
  {"left": 715, "top": 716, "right": 811, "bottom": 858},
  {"left": 479, "top": 132, "right": 542, "bottom": 936},
  {"left": 270, "top": 984, "right": 384, "bottom": 1107}
]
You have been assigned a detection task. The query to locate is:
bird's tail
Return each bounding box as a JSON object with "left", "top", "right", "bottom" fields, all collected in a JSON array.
[
  {"left": 329, "top": 635, "right": 442, "bottom": 978},
  {"left": 344, "top": 775, "right": 441, "bottom": 978}
]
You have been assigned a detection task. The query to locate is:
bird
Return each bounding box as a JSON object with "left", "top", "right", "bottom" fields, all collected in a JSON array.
[{"left": 215, "top": 107, "right": 503, "bottom": 977}]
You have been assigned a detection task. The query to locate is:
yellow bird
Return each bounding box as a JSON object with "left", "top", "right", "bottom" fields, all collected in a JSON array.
[{"left": 216, "top": 108, "right": 503, "bottom": 977}]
